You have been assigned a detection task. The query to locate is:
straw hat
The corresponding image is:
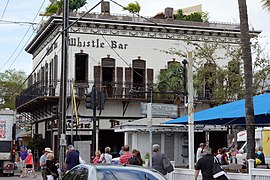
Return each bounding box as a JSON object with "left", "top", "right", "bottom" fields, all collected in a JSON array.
[{"left": 44, "top": 147, "right": 53, "bottom": 153}]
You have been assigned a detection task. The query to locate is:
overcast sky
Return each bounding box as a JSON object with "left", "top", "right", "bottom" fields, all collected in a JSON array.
[{"left": 0, "top": 0, "right": 269, "bottom": 75}]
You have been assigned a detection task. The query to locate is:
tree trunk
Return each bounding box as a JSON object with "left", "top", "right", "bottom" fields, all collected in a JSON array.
[{"left": 238, "top": 0, "right": 255, "bottom": 160}]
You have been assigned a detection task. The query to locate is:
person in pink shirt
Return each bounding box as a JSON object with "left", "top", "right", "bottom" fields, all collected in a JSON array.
[
  {"left": 21, "top": 149, "right": 37, "bottom": 178},
  {"left": 92, "top": 150, "right": 101, "bottom": 164},
  {"left": 119, "top": 145, "right": 133, "bottom": 165}
]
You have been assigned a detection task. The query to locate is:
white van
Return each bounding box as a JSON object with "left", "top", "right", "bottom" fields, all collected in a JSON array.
[{"left": 237, "top": 128, "right": 270, "bottom": 164}]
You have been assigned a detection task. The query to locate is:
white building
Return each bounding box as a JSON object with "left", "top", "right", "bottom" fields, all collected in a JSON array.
[{"left": 15, "top": 2, "right": 260, "bottom": 160}]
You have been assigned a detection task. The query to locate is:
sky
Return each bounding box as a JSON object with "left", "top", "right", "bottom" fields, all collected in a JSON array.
[{"left": 0, "top": 0, "right": 269, "bottom": 75}]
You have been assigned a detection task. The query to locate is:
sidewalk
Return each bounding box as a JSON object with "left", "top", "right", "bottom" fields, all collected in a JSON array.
[{"left": 14, "top": 169, "right": 42, "bottom": 179}]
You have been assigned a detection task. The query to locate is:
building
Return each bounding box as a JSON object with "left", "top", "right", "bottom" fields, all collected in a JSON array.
[{"left": 15, "top": 2, "right": 259, "bottom": 159}]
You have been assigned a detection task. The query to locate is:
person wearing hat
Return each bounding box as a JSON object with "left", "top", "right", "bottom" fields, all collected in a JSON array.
[
  {"left": 196, "top": 143, "right": 205, "bottom": 163},
  {"left": 40, "top": 147, "right": 53, "bottom": 180}
]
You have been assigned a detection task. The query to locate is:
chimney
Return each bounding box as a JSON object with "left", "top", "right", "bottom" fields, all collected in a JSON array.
[
  {"left": 101, "top": 1, "right": 110, "bottom": 14},
  {"left": 164, "top": 7, "right": 173, "bottom": 19}
]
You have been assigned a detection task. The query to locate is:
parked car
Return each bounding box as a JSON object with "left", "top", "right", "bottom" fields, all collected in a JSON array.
[{"left": 63, "top": 164, "right": 167, "bottom": 180}]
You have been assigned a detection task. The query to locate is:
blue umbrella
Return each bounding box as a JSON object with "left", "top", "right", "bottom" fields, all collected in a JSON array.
[{"left": 164, "top": 93, "right": 270, "bottom": 125}]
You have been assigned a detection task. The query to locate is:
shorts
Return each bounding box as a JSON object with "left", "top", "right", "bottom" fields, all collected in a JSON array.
[{"left": 26, "top": 164, "right": 33, "bottom": 168}]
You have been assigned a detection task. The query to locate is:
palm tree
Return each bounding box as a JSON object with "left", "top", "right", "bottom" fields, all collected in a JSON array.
[
  {"left": 262, "top": 0, "right": 270, "bottom": 11},
  {"left": 123, "top": 1, "right": 141, "bottom": 21},
  {"left": 237, "top": 0, "right": 255, "bottom": 160}
]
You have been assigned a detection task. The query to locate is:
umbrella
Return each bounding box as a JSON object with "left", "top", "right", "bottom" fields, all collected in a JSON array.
[{"left": 164, "top": 93, "right": 270, "bottom": 125}]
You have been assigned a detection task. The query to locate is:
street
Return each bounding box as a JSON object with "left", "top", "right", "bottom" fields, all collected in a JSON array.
[{"left": 0, "top": 171, "right": 42, "bottom": 180}]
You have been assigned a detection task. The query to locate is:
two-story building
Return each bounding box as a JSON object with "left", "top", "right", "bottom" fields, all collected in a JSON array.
[{"left": 15, "top": 2, "right": 259, "bottom": 160}]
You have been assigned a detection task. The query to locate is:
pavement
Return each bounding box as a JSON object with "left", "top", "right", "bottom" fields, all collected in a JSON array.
[{"left": 0, "top": 169, "right": 43, "bottom": 180}]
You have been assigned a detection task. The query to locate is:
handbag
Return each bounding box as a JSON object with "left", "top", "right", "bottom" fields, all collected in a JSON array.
[
  {"left": 162, "top": 154, "right": 174, "bottom": 173},
  {"left": 212, "top": 157, "right": 229, "bottom": 180}
]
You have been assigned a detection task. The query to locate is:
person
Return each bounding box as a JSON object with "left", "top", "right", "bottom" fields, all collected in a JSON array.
[
  {"left": 75, "top": 150, "right": 85, "bottom": 164},
  {"left": 220, "top": 148, "right": 229, "bottom": 165},
  {"left": 100, "top": 146, "right": 112, "bottom": 164},
  {"left": 196, "top": 143, "right": 205, "bottom": 162},
  {"left": 128, "top": 149, "right": 143, "bottom": 166},
  {"left": 195, "top": 147, "right": 228, "bottom": 180},
  {"left": 119, "top": 145, "right": 133, "bottom": 165},
  {"left": 24, "top": 149, "right": 37, "bottom": 178},
  {"left": 151, "top": 144, "right": 174, "bottom": 175},
  {"left": 40, "top": 147, "right": 53, "bottom": 180},
  {"left": 256, "top": 146, "right": 266, "bottom": 165},
  {"left": 119, "top": 146, "right": 124, "bottom": 156},
  {"left": 66, "top": 145, "right": 80, "bottom": 172},
  {"left": 216, "top": 148, "right": 223, "bottom": 162},
  {"left": 19, "top": 146, "right": 28, "bottom": 178},
  {"left": 236, "top": 149, "right": 247, "bottom": 169},
  {"left": 92, "top": 150, "right": 102, "bottom": 164},
  {"left": 46, "top": 153, "right": 58, "bottom": 180}
]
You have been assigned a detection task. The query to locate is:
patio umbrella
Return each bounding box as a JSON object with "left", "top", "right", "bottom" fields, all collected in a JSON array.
[{"left": 164, "top": 93, "right": 270, "bottom": 125}]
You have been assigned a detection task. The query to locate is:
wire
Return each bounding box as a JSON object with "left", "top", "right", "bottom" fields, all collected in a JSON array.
[
  {"left": 0, "top": 0, "right": 9, "bottom": 22},
  {"left": 10, "top": 0, "right": 104, "bottom": 97},
  {"left": 0, "top": 19, "right": 38, "bottom": 26},
  {"left": 0, "top": 0, "right": 46, "bottom": 71}
]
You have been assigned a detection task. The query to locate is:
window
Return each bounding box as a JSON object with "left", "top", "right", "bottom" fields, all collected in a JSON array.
[
  {"left": 62, "top": 167, "right": 80, "bottom": 180},
  {"left": 75, "top": 53, "right": 88, "bottom": 82},
  {"left": 75, "top": 167, "right": 88, "bottom": 180}
]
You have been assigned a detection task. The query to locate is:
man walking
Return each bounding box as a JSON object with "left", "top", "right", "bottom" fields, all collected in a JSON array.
[
  {"left": 195, "top": 146, "right": 228, "bottom": 180},
  {"left": 151, "top": 144, "right": 174, "bottom": 175},
  {"left": 66, "top": 145, "right": 80, "bottom": 172},
  {"left": 118, "top": 145, "right": 133, "bottom": 165},
  {"left": 40, "top": 147, "right": 53, "bottom": 180}
]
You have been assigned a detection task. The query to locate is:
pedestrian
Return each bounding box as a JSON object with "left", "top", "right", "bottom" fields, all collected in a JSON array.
[
  {"left": 196, "top": 143, "right": 205, "bottom": 162},
  {"left": 128, "top": 149, "right": 143, "bottom": 166},
  {"left": 19, "top": 146, "right": 27, "bottom": 178},
  {"left": 46, "top": 153, "right": 58, "bottom": 180},
  {"left": 100, "top": 147, "right": 112, "bottom": 164},
  {"left": 195, "top": 146, "right": 228, "bottom": 180},
  {"left": 92, "top": 150, "right": 102, "bottom": 164},
  {"left": 236, "top": 149, "right": 247, "bottom": 169},
  {"left": 24, "top": 149, "right": 37, "bottom": 178},
  {"left": 40, "top": 147, "right": 53, "bottom": 180},
  {"left": 256, "top": 146, "right": 266, "bottom": 165},
  {"left": 119, "top": 146, "right": 124, "bottom": 156},
  {"left": 118, "top": 145, "right": 133, "bottom": 165},
  {"left": 76, "top": 150, "right": 85, "bottom": 164},
  {"left": 66, "top": 145, "right": 80, "bottom": 172},
  {"left": 151, "top": 144, "right": 174, "bottom": 175},
  {"left": 220, "top": 148, "right": 229, "bottom": 165},
  {"left": 216, "top": 148, "right": 222, "bottom": 162}
]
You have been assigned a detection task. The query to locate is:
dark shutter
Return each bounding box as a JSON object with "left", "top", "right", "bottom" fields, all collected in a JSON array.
[
  {"left": 94, "top": 66, "right": 101, "bottom": 91},
  {"left": 125, "top": 67, "right": 132, "bottom": 97},
  {"left": 116, "top": 67, "right": 123, "bottom": 97},
  {"left": 28, "top": 74, "right": 33, "bottom": 87},
  {"left": 53, "top": 55, "right": 58, "bottom": 87},
  {"left": 147, "top": 68, "right": 153, "bottom": 88}
]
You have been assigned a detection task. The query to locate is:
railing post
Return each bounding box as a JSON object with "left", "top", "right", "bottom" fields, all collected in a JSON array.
[{"left": 248, "top": 159, "right": 255, "bottom": 180}]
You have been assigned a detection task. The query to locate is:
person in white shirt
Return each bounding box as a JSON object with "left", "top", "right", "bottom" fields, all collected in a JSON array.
[
  {"left": 100, "top": 146, "right": 112, "bottom": 163},
  {"left": 216, "top": 148, "right": 222, "bottom": 162},
  {"left": 196, "top": 143, "right": 205, "bottom": 163},
  {"left": 236, "top": 149, "right": 247, "bottom": 168}
]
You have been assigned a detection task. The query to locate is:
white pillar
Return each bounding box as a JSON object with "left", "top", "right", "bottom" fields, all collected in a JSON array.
[
  {"left": 124, "top": 132, "right": 128, "bottom": 145},
  {"left": 187, "top": 51, "right": 195, "bottom": 169},
  {"left": 147, "top": 103, "right": 153, "bottom": 167},
  {"left": 248, "top": 159, "right": 255, "bottom": 180}
]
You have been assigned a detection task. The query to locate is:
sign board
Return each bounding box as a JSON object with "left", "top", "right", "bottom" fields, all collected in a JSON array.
[
  {"left": 140, "top": 102, "right": 178, "bottom": 118},
  {"left": 66, "top": 118, "right": 93, "bottom": 130}
]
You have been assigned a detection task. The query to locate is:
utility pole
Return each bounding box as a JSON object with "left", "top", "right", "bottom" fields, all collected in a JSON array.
[
  {"left": 187, "top": 51, "right": 195, "bottom": 169},
  {"left": 59, "top": 0, "right": 69, "bottom": 174},
  {"left": 92, "top": 85, "right": 97, "bottom": 157}
]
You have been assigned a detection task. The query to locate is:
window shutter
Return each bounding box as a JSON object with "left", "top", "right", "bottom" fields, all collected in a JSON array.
[
  {"left": 94, "top": 66, "right": 101, "bottom": 91},
  {"left": 53, "top": 55, "right": 58, "bottom": 87},
  {"left": 116, "top": 67, "right": 123, "bottom": 97},
  {"left": 125, "top": 67, "right": 132, "bottom": 97}
]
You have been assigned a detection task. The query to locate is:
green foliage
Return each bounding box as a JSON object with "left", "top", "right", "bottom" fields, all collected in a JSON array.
[
  {"left": 123, "top": 1, "right": 141, "bottom": 14},
  {"left": 175, "top": 9, "right": 209, "bottom": 22},
  {"left": 44, "top": 0, "right": 87, "bottom": 16},
  {"left": 144, "top": 152, "right": 150, "bottom": 159},
  {"left": 0, "top": 69, "right": 27, "bottom": 109},
  {"left": 27, "top": 134, "right": 46, "bottom": 157}
]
